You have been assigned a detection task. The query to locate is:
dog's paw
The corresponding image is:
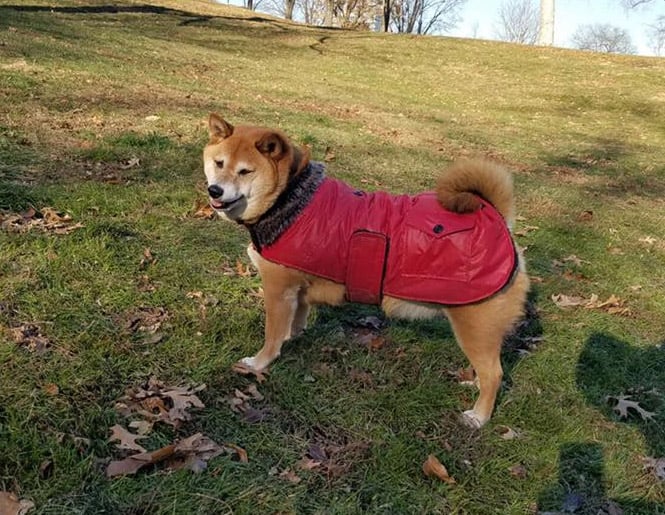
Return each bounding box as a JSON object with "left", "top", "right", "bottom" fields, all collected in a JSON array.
[
  {"left": 240, "top": 356, "right": 260, "bottom": 370},
  {"left": 461, "top": 410, "right": 486, "bottom": 429}
]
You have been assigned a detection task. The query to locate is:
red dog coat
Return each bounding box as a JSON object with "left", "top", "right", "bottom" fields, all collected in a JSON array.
[{"left": 251, "top": 167, "right": 517, "bottom": 306}]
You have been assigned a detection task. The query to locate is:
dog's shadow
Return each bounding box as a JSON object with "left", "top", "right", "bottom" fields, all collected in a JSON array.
[{"left": 538, "top": 333, "right": 665, "bottom": 513}]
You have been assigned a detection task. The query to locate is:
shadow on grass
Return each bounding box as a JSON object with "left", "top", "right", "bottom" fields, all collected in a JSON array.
[
  {"left": 538, "top": 333, "right": 665, "bottom": 513},
  {"left": 0, "top": 3, "right": 282, "bottom": 27},
  {"left": 540, "top": 136, "right": 665, "bottom": 199}
]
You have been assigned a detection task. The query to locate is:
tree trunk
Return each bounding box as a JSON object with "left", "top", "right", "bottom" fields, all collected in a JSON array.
[
  {"left": 538, "top": 0, "right": 554, "bottom": 45},
  {"left": 284, "top": 0, "right": 295, "bottom": 20},
  {"left": 383, "top": 0, "right": 391, "bottom": 32},
  {"left": 323, "top": 0, "right": 335, "bottom": 26}
]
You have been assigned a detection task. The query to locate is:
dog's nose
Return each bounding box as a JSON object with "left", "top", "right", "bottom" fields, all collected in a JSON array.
[{"left": 208, "top": 184, "right": 224, "bottom": 199}]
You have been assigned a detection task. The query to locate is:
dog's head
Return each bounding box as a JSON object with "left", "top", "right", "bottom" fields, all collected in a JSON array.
[{"left": 203, "top": 113, "right": 310, "bottom": 224}]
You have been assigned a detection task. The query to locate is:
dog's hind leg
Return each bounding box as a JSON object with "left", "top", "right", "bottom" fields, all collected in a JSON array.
[
  {"left": 290, "top": 289, "right": 310, "bottom": 337},
  {"left": 444, "top": 270, "right": 529, "bottom": 428}
]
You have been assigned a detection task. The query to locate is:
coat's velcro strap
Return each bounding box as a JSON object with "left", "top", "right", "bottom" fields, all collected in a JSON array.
[{"left": 345, "top": 230, "right": 388, "bottom": 305}]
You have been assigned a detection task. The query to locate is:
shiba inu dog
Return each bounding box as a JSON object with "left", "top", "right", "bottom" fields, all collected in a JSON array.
[{"left": 203, "top": 113, "right": 529, "bottom": 428}]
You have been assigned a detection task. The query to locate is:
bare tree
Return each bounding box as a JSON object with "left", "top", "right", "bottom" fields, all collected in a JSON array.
[
  {"left": 620, "top": 0, "right": 658, "bottom": 7},
  {"left": 571, "top": 24, "right": 637, "bottom": 54},
  {"left": 494, "top": 0, "right": 540, "bottom": 44},
  {"left": 390, "top": 0, "right": 467, "bottom": 35},
  {"left": 537, "top": 0, "right": 554, "bottom": 45},
  {"left": 648, "top": 15, "right": 665, "bottom": 56}
]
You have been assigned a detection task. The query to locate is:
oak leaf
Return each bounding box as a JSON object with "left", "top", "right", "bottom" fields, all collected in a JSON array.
[
  {"left": 422, "top": 454, "right": 456, "bottom": 484},
  {"left": 606, "top": 394, "right": 655, "bottom": 421},
  {"left": 109, "top": 424, "right": 148, "bottom": 453}
]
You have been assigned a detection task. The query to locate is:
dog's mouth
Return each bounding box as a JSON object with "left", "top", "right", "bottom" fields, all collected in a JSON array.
[{"left": 210, "top": 195, "right": 244, "bottom": 212}]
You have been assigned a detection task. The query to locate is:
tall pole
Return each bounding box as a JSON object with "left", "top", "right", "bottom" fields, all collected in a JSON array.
[{"left": 538, "top": 0, "right": 555, "bottom": 46}]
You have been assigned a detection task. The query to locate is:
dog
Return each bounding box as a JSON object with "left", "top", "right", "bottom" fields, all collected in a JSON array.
[{"left": 203, "top": 113, "right": 529, "bottom": 428}]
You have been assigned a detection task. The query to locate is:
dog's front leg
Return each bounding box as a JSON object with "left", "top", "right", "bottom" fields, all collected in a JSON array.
[{"left": 240, "top": 283, "right": 300, "bottom": 371}]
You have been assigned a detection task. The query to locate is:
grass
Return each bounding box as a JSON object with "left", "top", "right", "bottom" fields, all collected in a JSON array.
[{"left": 1, "top": 0, "right": 664, "bottom": 513}]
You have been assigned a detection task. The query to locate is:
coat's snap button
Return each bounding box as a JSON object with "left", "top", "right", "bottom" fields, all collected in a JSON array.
[{"left": 433, "top": 224, "right": 444, "bottom": 234}]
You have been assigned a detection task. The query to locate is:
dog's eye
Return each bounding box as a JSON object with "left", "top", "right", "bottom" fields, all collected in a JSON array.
[
  {"left": 238, "top": 169, "right": 254, "bottom": 176},
  {"left": 214, "top": 160, "right": 224, "bottom": 168}
]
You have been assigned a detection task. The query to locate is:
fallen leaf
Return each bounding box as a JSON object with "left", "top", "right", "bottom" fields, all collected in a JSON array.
[
  {"left": 224, "top": 443, "right": 248, "bottom": 463},
  {"left": 192, "top": 198, "right": 215, "bottom": 220},
  {"left": 324, "top": 146, "right": 336, "bottom": 162},
  {"left": 232, "top": 361, "right": 268, "bottom": 383},
  {"left": 562, "top": 254, "right": 586, "bottom": 267},
  {"left": 297, "top": 457, "right": 322, "bottom": 470},
  {"left": 119, "top": 157, "right": 140, "bottom": 170},
  {"left": 42, "top": 383, "right": 59, "bottom": 396},
  {"left": 279, "top": 468, "right": 302, "bottom": 484},
  {"left": 9, "top": 324, "right": 51, "bottom": 354},
  {"left": 128, "top": 420, "right": 154, "bottom": 435},
  {"left": 514, "top": 225, "right": 539, "bottom": 237},
  {"left": 106, "top": 443, "right": 176, "bottom": 477},
  {"left": 144, "top": 115, "right": 160, "bottom": 121},
  {"left": 606, "top": 395, "right": 656, "bottom": 421},
  {"left": 642, "top": 456, "right": 665, "bottom": 481},
  {"left": 38, "top": 460, "right": 54, "bottom": 481},
  {"left": 0, "top": 492, "right": 35, "bottom": 515},
  {"left": 108, "top": 424, "right": 148, "bottom": 453},
  {"left": 451, "top": 366, "right": 476, "bottom": 386},
  {"left": 551, "top": 293, "right": 586, "bottom": 308},
  {"left": 496, "top": 425, "right": 519, "bottom": 440},
  {"left": 241, "top": 406, "right": 271, "bottom": 424},
  {"left": 422, "top": 454, "right": 456, "bottom": 484},
  {"left": 235, "top": 260, "right": 253, "bottom": 277},
  {"left": 139, "top": 248, "right": 155, "bottom": 269},
  {"left": 577, "top": 210, "right": 593, "bottom": 222},
  {"left": 162, "top": 387, "right": 205, "bottom": 423},
  {"left": 508, "top": 463, "right": 527, "bottom": 479},
  {"left": 245, "top": 384, "right": 264, "bottom": 401},
  {"left": 562, "top": 492, "right": 585, "bottom": 512}
]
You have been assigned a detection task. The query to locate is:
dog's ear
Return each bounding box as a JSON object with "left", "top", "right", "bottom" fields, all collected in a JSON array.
[
  {"left": 208, "top": 113, "right": 234, "bottom": 140},
  {"left": 255, "top": 132, "right": 287, "bottom": 161},
  {"left": 292, "top": 145, "right": 311, "bottom": 175}
]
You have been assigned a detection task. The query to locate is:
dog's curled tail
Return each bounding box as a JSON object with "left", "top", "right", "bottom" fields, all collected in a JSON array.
[{"left": 436, "top": 159, "right": 515, "bottom": 226}]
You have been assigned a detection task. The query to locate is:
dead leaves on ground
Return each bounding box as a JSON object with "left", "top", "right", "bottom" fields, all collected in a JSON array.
[
  {"left": 108, "top": 378, "right": 247, "bottom": 477},
  {"left": 0, "top": 492, "right": 34, "bottom": 515},
  {"left": 114, "top": 377, "right": 205, "bottom": 428},
  {"left": 551, "top": 293, "right": 631, "bottom": 316},
  {"left": 226, "top": 380, "right": 271, "bottom": 423},
  {"left": 9, "top": 324, "right": 52, "bottom": 354},
  {"left": 296, "top": 440, "right": 371, "bottom": 481},
  {"left": 0, "top": 207, "right": 84, "bottom": 235},
  {"left": 191, "top": 197, "right": 216, "bottom": 220}
]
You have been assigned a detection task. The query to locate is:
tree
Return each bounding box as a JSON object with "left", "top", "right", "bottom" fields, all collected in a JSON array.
[
  {"left": 388, "top": 0, "right": 466, "bottom": 35},
  {"left": 648, "top": 15, "right": 665, "bottom": 56},
  {"left": 620, "top": 0, "right": 658, "bottom": 7},
  {"left": 495, "top": 0, "right": 540, "bottom": 44},
  {"left": 571, "top": 24, "right": 637, "bottom": 54},
  {"left": 537, "top": 0, "right": 554, "bottom": 45}
]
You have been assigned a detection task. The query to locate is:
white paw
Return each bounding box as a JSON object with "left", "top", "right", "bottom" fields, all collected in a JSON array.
[
  {"left": 240, "top": 356, "right": 259, "bottom": 370},
  {"left": 462, "top": 410, "right": 486, "bottom": 429}
]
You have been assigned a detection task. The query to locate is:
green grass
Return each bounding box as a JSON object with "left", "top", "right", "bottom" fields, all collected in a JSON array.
[{"left": 1, "top": 0, "right": 664, "bottom": 513}]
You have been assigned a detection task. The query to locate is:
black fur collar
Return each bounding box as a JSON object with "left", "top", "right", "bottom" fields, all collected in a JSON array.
[{"left": 247, "top": 162, "right": 325, "bottom": 251}]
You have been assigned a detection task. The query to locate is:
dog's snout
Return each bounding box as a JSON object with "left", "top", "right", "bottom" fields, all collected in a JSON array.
[{"left": 208, "top": 184, "right": 224, "bottom": 199}]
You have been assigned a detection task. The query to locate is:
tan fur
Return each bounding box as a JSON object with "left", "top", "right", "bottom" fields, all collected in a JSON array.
[
  {"left": 436, "top": 159, "right": 515, "bottom": 225},
  {"left": 205, "top": 114, "right": 529, "bottom": 428}
]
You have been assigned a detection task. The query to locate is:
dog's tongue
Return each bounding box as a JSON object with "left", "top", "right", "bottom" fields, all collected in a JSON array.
[{"left": 210, "top": 198, "right": 224, "bottom": 209}]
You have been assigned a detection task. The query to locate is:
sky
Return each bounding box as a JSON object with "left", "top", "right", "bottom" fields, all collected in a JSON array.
[
  {"left": 449, "top": 0, "right": 665, "bottom": 56},
  {"left": 216, "top": 0, "right": 665, "bottom": 56}
]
